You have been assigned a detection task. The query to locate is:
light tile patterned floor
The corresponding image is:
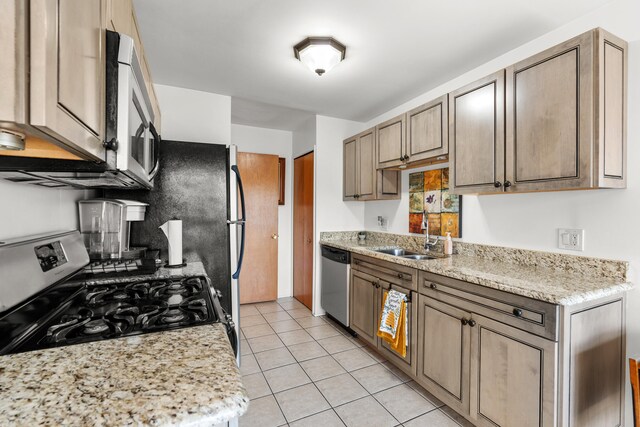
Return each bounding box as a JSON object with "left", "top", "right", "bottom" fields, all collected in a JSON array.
[{"left": 239, "top": 297, "right": 472, "bottom": 427}]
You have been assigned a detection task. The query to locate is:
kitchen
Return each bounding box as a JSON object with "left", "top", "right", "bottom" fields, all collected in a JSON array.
[{"left": 0, "top": 0, "right": 639, "bottom": 426}]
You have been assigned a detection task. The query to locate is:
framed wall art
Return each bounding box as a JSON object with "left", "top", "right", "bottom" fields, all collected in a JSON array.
[{"left": 408, "top": 167, "right": 461, "bottom": 237}]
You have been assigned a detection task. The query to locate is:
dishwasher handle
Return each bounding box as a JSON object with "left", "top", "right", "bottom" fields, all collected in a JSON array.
[{"left": 321, "top": 245, "right": 350, "bottom": 264}]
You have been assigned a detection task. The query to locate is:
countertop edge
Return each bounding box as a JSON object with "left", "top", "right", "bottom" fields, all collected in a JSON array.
[{"left": 320, "top": 240, "right": 633, "bottom": 306}]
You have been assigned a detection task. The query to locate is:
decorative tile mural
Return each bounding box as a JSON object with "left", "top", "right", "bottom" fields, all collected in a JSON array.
[{"left": 408, "top": 168, "right": 461, "bottom": 237}]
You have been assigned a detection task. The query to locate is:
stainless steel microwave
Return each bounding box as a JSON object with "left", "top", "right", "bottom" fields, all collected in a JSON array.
[
  {"left": 0, "top": 31, "right": 159, "bottom": 190},
  {"left": 105, "top": 30, "right": 160, "bottom": 188}
]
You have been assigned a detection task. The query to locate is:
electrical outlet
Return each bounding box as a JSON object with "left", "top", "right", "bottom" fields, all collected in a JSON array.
[
  {"left": 377, "top": 216, "right": 388, "bottom": 230},
  {"left": 558, "top": 228, "right": 585, "bottom": 251}
]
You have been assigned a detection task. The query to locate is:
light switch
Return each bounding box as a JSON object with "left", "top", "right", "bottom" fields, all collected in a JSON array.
[{"left": 558, "top": 228, "right": 585, "bottom": 251}]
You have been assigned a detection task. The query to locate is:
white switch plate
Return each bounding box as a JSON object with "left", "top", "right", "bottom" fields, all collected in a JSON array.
[{"left": 558, "top": 228, "right": 585, "bottom": 251}]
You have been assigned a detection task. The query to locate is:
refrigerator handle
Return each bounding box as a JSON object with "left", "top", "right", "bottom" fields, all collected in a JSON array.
[{"left": 231, "top": 165, "right": 246, "bottom": 280}]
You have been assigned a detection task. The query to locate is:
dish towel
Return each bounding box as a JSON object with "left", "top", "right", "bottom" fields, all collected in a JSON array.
[{"left": 377, "top": 289, "right": 407, "bottom": 358}]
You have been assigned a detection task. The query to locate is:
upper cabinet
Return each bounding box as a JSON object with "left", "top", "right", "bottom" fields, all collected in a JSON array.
[
  {"left": 450, "top": 28, "right": 627, "bottom": 195},
  {"left": 344, "top": 128, "right": 400, "bottom": 201},
  {"left": 504, "top": 29, "right": 626, "bottom": 192},
  {"left": 0, "top": 0, "right": 161, "bottom": 162},
  {"left": 449, "top": 71, "right": 505, "bottom": 194},
  {"left": 376, "top": 114, "right": 406, "bottom": 169},
  {"left": 406, "top": 95, "right": 449, "bottom": 164},
  {"left": 29, "top": 0, "right": 107, "bottom": 162}
]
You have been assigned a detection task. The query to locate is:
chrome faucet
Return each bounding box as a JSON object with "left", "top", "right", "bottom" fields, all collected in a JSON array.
[{"left": 422, "top": 211, "right": 439, "bottom": 251}]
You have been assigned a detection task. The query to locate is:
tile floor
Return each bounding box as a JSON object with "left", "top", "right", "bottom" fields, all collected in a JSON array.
[{"left": 238, "top": 297, "right": 473, "bottom": 427}]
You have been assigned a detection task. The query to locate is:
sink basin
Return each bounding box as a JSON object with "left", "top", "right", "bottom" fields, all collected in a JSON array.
[
  {"left": 374, "top": 248, "right": 419, "bottom": 256},
  {"left": 402, "top": 254, "right": 439, "bottom": 260}
]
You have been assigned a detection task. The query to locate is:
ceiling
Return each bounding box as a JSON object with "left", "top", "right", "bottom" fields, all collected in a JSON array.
[{"left": 134, "top": 0, "right": 610, "bottom": 128}]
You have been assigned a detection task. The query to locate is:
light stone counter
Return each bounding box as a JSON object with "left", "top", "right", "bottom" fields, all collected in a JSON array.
[
  {"left": 0, "top": 323, "right": 248, "bottom": 426},
  {"left": 320, "top": 233, "right": 632, "bottom": 306}
]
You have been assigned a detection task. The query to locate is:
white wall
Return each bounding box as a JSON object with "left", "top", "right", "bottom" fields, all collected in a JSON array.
[
  {"left": 0, "top": 181, "right": 92, "bottom": 240},
  {"left": 155, "top": 84, "right": 231, "bottom": 144},
  {"left": 357, "top": 0, "right": 640, "bottom": 423},
  {"left": 231, "top": 124, "right": 293, "bottom": 299},
  {"left": 292, "top": 116, "right": 317, "bottom": 158},
  {"left": 313, "top": 115, "right": 366, "bottom": 314}
]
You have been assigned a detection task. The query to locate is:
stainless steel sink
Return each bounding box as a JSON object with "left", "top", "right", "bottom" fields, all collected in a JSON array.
[
  {"left": 402, "top": 254, "right": 439, "bottom": 260},
  {"left": 374, "top": 248, "right": 419, "bottom": 256}
]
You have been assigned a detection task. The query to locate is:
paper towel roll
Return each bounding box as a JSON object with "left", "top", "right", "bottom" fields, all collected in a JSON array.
[{"left": 159, "top": 219, "right": 183, "bottom": 266}]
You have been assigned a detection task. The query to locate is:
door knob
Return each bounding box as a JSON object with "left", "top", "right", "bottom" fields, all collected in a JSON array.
[
  {"left": 306, "top": 238, "right": 312, "bottom": 244},
  {"left": 272, "top": 234, "right": 279, "bottom": 240}
]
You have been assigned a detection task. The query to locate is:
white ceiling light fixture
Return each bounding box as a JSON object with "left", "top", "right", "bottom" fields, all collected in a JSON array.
[{"left": 293, "top": 37, "right": 346, "bottom": 76}]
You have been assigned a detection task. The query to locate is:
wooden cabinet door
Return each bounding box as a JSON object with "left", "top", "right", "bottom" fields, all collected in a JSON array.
[
  {"left": 107, "top": 0, "right": 132, "bottom": 34},
  {"left": 505, "top": 32, "right": 593, "bottom": 192},
  {"left": 343, "top": 137, "right": 358, "bottom": 200},
  {"left": 30, "top": 0, "right": 106, "bottom": 162},
  {"left": 378, "top": 284, "right": 417, "bottom": 377},
  {"left": 357, "top": 129, "right": 377, "bottom": 201},
  {"left": 469, "top": 314, "right": 557, "bottom": 427},
  {"left": 449, "top": 70, "right": 505, "bottom": 194},
  {"left": 350, "top": 269, "right": 380, "bottom": 347},
  {"left": 417, "top": 295, "right": 471, "bottom": 415},
  {"left": 376, "top": 114, "right": 406, "bottom": 169},
  {"left": 406, "top": 95, "right": 449, "bottom": 163}
]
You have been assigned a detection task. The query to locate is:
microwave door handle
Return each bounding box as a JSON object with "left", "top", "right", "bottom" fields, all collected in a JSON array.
[
  {"left": 231, "top": 165, "right": 246, "bottom": 280},
  {"left": 148, "top": 124, "right": 161, "bottom": 180}
]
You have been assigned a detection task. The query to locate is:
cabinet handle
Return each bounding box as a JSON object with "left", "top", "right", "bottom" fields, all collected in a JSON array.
[
  {"left": 461, "top": 318, "right": 468, "bottom": 326},
  {"left": 504, "top": 181, "right": 512, "bottom": 189},
  {"left": 429, "top": 283, "right": 437, "bottom": 290},
  {"left": 468, "top": 319, "right": 477, "bottom": 327},
  {"left": 494, "top": 181, "right": 502, "bottom": 188},
  {"left": 513, "top": 308, "right": 523, "bottom": 317}
]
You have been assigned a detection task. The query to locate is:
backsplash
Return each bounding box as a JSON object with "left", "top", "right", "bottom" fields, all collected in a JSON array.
[{"left": 320, "top": 230, "right": 628, "bottom": 282}]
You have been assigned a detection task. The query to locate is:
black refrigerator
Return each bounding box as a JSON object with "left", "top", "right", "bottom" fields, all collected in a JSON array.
[{"left": 106, "top": 141, "right": 245, "bottom": 338}]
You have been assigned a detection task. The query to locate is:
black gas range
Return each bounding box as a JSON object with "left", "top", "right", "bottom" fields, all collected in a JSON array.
[{"left": 0, "top": 231, "right": 236, "bottom": 356}]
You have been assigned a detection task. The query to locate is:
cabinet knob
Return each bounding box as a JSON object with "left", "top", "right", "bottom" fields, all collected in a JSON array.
[
  {"left": 504, "top": 181, "right": 512, "bottom": 189},
  {"left": 376, "top": 282, "right": 381, "bottom": 289},
  {"left": 397, "top": 273, "right": 404, "bottom": 279},
  {"left": 461, "top": 318, "right": 468, "bottom": 326},
  {"left": 468, "top": 319, "right": 477, "bottom": 327},
  {"left": 103, "top": 137, "right": 119, "bottom": 151},
  {"left": 513, "top": 308, "right": 523, "bottom": 317},
  {"left": 494, "top": 181, "right": 502, "bottom": 188},
  {"left": 403, "top": 155, "right": 410, "bottom": 161},
  {"left": 430, "top": 283, "right": 437, "bottom": 290}
]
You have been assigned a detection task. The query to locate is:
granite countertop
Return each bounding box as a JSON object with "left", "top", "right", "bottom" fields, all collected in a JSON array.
[
  {"left": 321, "top": 239, "right": 632, "bottom": 305},
  {"left": 0, "top": 323, "right": 248, "bottom": 426}
]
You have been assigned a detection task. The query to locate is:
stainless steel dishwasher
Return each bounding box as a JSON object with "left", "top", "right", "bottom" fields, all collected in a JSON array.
[{"left": 320, "top": 245, "right": 351, "bottom": 327}]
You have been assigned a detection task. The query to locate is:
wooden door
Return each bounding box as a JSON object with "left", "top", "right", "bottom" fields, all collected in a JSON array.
[
  {"left": 406, "top": 95, "right": 449, "bottom": 163},
  {"left": 30, "top": 0, "right": 106, "bottom": 162},
  {"left": 505, "top": 31, "right": 593, "bottom": 192},
  {"left": 417, "top": 294, "right": 471, "bottom": 415},
  {"left": 376, "top": 114, "right": 406, "bottom": 169},
  {"left": 293, "top": 152, "right": 314, "bottom": 309},
  {"left": 469, "top": 314, "right": 557, "bottom": 427},
  {"left": 343, "top": 138, "right": 358, "bottom": 200},
  {"left": 378, "top": 284, "right": 418, "bottom": 377},
  {"left": 238, "top": 152, "right": 279, "bottom": 304},
  {"left": 449, "top": 70, "right": 505, "bottom": 194},
  {"left": 349, "top": 270, "right": 379, "bottom": 346},
  {"left": 357, "top": 129, "right": 377, "bottom": 200}
]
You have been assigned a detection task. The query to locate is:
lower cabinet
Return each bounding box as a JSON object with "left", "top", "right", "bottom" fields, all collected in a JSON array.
[
  {"left": 469, "top": 314, "right": 557, "bottom": 427},
  {"left": 349, "top": 269, "right": 380, "bottom": 346},
  {"left": 417, "top": 295, "right": 471, "bottom": 415},
  {"left": 348, "top": 253, "right": 625, "bottom": 427}
]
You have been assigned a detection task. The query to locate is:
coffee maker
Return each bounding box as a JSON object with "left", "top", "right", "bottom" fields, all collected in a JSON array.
[{"left": 78, "top": 199, "right": 148, "bottom": 260}]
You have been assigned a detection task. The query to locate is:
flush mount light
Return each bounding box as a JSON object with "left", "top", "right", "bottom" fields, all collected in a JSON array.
[
  {"left": 0, "top": 130, "right": 25, "bottom": 151},
  {"left": 293, "top": 37, "right": 346, "bottom": 76}
]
